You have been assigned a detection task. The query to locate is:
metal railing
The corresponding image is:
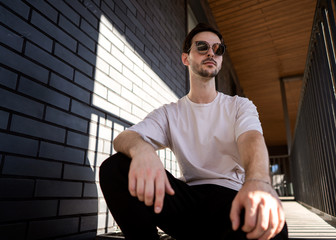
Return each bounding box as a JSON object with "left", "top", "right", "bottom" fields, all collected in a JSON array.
[
  {"left": 270, "top": 155, "right": 294, "bottom": 197},
  {"left": 291, "top": 0, "right": 336, "bottom": 218}
]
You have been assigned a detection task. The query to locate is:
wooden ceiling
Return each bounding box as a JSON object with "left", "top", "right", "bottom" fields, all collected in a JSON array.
[{"left": 207, "top": 0, "right": 317, "bottom": 148}]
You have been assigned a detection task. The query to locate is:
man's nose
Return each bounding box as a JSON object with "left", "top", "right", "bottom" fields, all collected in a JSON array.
[{"left": 207, "top": 47, "right": 215, "bottom": 56}]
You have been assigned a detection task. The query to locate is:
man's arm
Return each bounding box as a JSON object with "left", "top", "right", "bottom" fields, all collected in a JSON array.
[
  {"left": 230, "top": 130, "right": 285, "bottom": 240},
  {"left": 113, "top": 130, "right": 174, "bottom": 213}
]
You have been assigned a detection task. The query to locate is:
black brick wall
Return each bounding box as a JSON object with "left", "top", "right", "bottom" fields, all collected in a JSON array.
[{"left": 0, "top": 0, "right": 186, "bottom": 239}]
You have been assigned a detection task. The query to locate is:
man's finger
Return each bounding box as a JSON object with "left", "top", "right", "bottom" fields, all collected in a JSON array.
[
  {"left": 164, "top": 174, "right": 175, "bottom": 196},
  {"left": 246, "top": 203, "right": 270, "bottom": 239},
  {"left": 136, "top": 177, "right": 145, "bottom": 202},
  {"left": 242, "top": 200, "right": 258, "bottom": 233},
  {"left": 144, "top": 177, "right": 155, "bottom": 206},
  {"left": 230, "top": 197, "right": 242, "bottom": 231},
  {"left": 154, "top": 172, "right": 165, "bottom": 214},
  {"left": 275, "top": 205, "right": 286, "bottom": 235},
  {"left": 128, "top": 173, "right": 137, "bottom": 197}
]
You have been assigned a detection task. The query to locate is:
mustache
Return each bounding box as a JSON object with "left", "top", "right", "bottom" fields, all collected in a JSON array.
[{"left": 202, "top": 58, "right": 217, "bottom": 65}]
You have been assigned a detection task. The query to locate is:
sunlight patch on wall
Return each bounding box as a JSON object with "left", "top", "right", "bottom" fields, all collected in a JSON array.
[{"left": 88, "top": 14, "right": 181, "bottom": 234}]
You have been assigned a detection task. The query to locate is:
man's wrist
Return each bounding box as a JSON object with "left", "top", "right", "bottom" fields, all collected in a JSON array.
[{"left": 244, "top": 178, "right": 271, "bottom": 185}]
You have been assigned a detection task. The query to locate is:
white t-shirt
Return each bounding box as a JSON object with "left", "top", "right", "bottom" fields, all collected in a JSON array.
[{"left": 128, "top": 92, "right": 263, "bottom": 191}]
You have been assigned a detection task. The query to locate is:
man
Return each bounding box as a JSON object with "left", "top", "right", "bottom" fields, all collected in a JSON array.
[{"left": 100, "top": 23, "right": 288, "bottom": 240}]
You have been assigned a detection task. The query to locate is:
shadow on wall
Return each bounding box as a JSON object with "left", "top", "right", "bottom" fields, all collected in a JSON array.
[{"left": 0, "top": 0, "right": 185, "bottom": 239}]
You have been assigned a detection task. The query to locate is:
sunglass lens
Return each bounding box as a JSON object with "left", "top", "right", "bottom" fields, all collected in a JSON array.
[
  {"left": 214, "top": 43, "right": 225, "bottom": 56},
  {"left": 196, "top": 41, "right": 209, "bottom": 54}
]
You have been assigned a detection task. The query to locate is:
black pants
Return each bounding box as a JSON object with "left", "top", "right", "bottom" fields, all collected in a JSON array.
[{"left": 99, "top": 153, "right": 288, "bottom": 240}]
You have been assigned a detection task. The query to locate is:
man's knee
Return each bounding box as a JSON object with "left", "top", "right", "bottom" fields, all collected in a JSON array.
[{"left": 99, "top": 152, "right": 131, "bottom": 186}]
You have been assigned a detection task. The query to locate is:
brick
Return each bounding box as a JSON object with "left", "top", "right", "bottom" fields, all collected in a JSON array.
[
  {"left": 59, "top": 199, "right": 98, "bottom": 215},
  {"left": 123, "top": 0, "right": 136, "bottom": 15},
  {"left": 101, "top": 1, "right": 124, "bottom": 32},
  {"left": 28, "top": 218, "right": 79, "bottom": 240},
  {"left": 80, "top": 215, "right": 97, "bottom": 231},
  {"left": 92, "top": 94, "right": 120, "bottom": 117},
  {"left": 115, "top": 5, "right": 135, "bottom": 33},
  {"left": 66, "top": 1, "right": 98, "bottom": 29},
  {"left": 96, "top": 46, "right": 122, "bottom": 72},
  {"left": 70, "top": 100, "right": 105, "bottom": 120},
  {"left": 80, "top": 18, "right": 99, "bottom": 41},
  {"left": 83, "top": 183, "right": 98, "bottom": 197},
  {"left": 0, "top": 88, "right": 44, "bottom": 118},
  {"left": 0, "top": 132, "right": 38, "bottom": 156},
  {"left": 97, "top": 122, "right": 112, "bottom": 141},
  {"left": 125, "top": 26, "right": 144, "bottom": 51},
  {"left": 0, "top": 200, "right": 57, "bottom": 222},
  {"left": 19, "top": 77, "right": 70, "bottom": 110},
  {"left": 74, "top": 70, "right": 94, "bottom": 92},
  {"left": 97, "top": 33, "right": 111, "bottom": 52},
  {"left": 0, "top": 110, "right": 9, "bottom": 129},
  {"left": 39, "top": 141, "right": 85, "bottom": 164},
  {"left": 59, "top": 15, "right": 96, "bottom": 52},
  {"left": 99, "top": 22, "right": 124, "bottom": 52},
  {"left": 0, "top": 45, "right": 49, "bottom": 83},
  {"left": 25, "top": 42, "right": 74, "bottom": 80},
  {"left": 35, "top": 180, "right": 82, "bottom": 197},
  {"left": 3, "top": 155, "right": 62, "bottom": 178},
  {"left": 47, "top": 0, "right": 80, "bottom": 26},
  {"left": 120, "top": 109, "right": 140, "bottom": 124},
  {"left": 1, "top": 0, "right": 30, "bottom": 19},
  {"left": 50, "top": 73, "right": 90, "bottom": 104},
  {"left": 102, "top": 0, "right": 114, "bottom": 11},
  {"left": 27, "top": 0, "right": 58, "bottom": 22},
  {"left": 87, "top": 135, "right": 104, "bottom": 153},
  {"left": 11, "top": 115, "right": 66, "bottom": 143},
  {"left": 30, "top": 10, "right": 77, "bottom": 52},
  {"left": 111, "top": 45, "right": 133, "bottom": 69},
  {"left": 45, "top": 106, "right": 88, "bottom": 133},
  {"left": 63, "top": 164, "right": 96, "bottom": 182},
  {"left": 109, "top": 66, "right": 132, "bottom": 90},
  {"left": 78, "top": 44, "right": 97, "bottom": 66},
  {"left": 124, "top": 46, "right": 143, "bottom": 69},
  {"left": 0, "top": 66, "right": 18, "bottom": 89},
  {"left": 128, "top": 8, "right": 145, "bottom": 35},
  {"left": 0, "top": 178, "right": 34, "bottom": 198},
  {"left": 145, "top": 45, "right": 159, "bottom": 68},
  {"left": 122, "top": 66, "right": 142, "bottom": 89},
  {"left": 107, "top": 90, "right": 131, "bottom": 113},
  {"left": 0, "top": 5, "right": 53, "bottom": 52},
  {"left": 121, "top": 85, "right": 142, "bottom": 106},
  {"left": 95, "top": 56, "right": 110, "bottom": 74},
  {"left": 0, "top": 25, "right": 24, "bottom": 52},
  {"left": 86, "top": 151, "right": 109, "bottom": 169},
  {"left": 95, "top": 69, "right": 121, "bottom": 94},
  {"left": 83, "top": 0, "right": 104, "bottom": 20},
  {"left": 0, "top": 223, "right": 26, "bottom": 240},
  {"left": 54, "top": 43, "right": 93, "bottom": 77},
  {"left": 66, "top": 131, "right": 89, "bottom": 149},
  {"left": 92, "top": 81, "right": 107, "bottom": 98}
]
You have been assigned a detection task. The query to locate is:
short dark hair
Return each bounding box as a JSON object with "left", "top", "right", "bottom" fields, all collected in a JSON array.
[{"left": 182, "top": 23, "right": 224, "bottom": 54}]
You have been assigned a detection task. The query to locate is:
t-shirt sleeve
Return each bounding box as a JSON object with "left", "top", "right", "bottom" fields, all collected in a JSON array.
[
  {"left": 234, "top": 97, "right": 263, "bottom": 141},
  {"left": 127, "top": 105, "right": 170, "bottom": 150}
]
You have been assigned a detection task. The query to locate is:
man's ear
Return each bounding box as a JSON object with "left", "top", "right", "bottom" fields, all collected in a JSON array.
[{"left": 181, "top": 53, "right": 189, "bottom": 66}]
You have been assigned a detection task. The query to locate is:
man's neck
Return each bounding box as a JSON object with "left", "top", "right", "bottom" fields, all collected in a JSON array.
[{"left": 187, "top": 76, "right": 217, "bottom": 104}]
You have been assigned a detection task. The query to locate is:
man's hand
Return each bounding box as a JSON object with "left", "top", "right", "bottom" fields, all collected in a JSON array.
[
  {"left": 230, "top": 181, "right": 285, "bottom": 240},
  {"left": 128, "top": 149, "right": 175, "bottom": 214},
  {"left": 113, "top": 130, "right": 174, "bottom": 214}
]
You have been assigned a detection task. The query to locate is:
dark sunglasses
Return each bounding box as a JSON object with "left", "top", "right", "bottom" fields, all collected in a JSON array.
[{"left": 188, "top": 41, "right": 226, "bottom": 56}]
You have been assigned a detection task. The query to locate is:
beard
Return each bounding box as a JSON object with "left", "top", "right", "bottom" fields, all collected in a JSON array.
[
  {"left": 190, "top": 58, "right": 220, "bottom": 78},
  {"left": 198, "top": 68, "right": 218, "bottom": 78}
]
